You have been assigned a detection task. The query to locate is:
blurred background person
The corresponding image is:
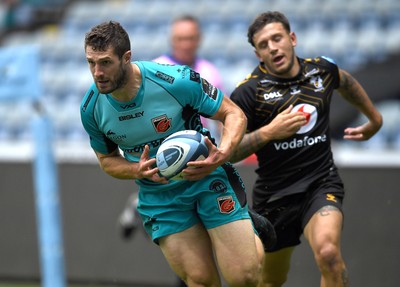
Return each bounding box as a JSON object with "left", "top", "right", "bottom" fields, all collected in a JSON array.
[
  {"left": 153, "top": 14, "right": 224, "bottom": 145},
  {"left": 153, "top": 14, "right": 223, "bottom": 89}
]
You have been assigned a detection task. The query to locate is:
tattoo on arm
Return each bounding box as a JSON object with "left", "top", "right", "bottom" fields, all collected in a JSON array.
[
  {"left": 339, "top": 69, "right": 382, "bottom": 130},
  {"left": 318, "top": 205, "right": 339, "bottom": 216},
  {"left": 230, "top": 130, "right": 264, "bottom": 163},
  {"left": 338, "top": 70, "right": 365, "bottom": 106}
]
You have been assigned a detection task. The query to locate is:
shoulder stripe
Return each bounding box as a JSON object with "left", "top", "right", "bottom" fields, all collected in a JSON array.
[{"left": 82, "top": 90, "right": 95, "bottom": 112}]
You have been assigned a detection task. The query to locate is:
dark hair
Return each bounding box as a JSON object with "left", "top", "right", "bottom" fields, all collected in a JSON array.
[
  {"left": 84, "top": 21, "right": 130, "bottom": 59},
  {"left": 247, "top": 11, "right": 291, "bottom": 47}
]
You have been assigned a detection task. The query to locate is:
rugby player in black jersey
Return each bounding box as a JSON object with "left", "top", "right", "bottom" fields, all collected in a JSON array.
[{"left": 230, "top": 11, "right": 382, "bottom": 287}]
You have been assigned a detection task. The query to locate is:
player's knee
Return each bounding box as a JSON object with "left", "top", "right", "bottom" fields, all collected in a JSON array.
[{"left": 314, "top": 242, "right": 343, "bottom": 273}]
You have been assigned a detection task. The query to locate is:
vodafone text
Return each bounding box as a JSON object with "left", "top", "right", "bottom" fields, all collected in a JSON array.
[{"left": 274, "top": 134, "right": 327, "bottom": 150}]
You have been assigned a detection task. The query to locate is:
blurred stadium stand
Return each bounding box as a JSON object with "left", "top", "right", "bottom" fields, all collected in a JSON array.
[{"left": 0, "top": 0, "right": 400, "bottom": 159}]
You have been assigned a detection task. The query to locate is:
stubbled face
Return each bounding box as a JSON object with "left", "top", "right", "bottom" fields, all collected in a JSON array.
[
  {"left": 85, "top": 45, "right": 128, "bottom": 94},
  {"left": 170, "top": 20, "right": 200, "bottom": 66},
  {"left": 253, "top": 22, "right": 299, "bottom": 78}
]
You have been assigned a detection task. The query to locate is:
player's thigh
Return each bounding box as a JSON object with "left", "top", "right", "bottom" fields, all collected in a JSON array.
[
  {"left": 303, "top": 205, "right": 343, "bottom": 250},
  {"left": 159, "top": 222, "right": 219, "bottom": 281},
  {"left": 208, "top": 219, "right": 261, "bottom": 276},
  {"left": 262, "top": 247, "right": 295, "bottom": 282}
]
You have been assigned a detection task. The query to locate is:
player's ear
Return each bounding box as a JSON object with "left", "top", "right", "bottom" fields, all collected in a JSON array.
[
  {"left": 123, "top": 50, "right": 131, "bottom": 64},
  {"left": 290, "top": 32, "right": 297, "bottom": 47}
]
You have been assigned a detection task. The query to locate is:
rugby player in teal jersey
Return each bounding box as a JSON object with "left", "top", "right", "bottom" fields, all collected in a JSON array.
[{"left": 81, "top": 21, "right": 266, "bottom": 287}]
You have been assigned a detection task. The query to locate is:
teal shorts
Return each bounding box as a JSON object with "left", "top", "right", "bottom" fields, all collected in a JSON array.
[{"left": 137, "top": 163, "right": 251, "bottom": 244}]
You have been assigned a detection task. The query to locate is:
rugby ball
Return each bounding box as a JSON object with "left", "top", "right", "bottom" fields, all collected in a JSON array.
[{"left": 156, "top": 130, "right": 209, "bottom": 180}]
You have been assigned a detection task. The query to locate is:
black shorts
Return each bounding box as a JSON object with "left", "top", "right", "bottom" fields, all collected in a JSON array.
[{"left": 255, "top": 172, "right": 344, "bottom": 252}]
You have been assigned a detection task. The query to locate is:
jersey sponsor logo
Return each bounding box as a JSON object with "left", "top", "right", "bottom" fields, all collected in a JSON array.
[
  {"left": 152, "top": 114, "right": 172, "bottom": 133},
  {"left": 105, "top": 130, "right": 127, "bottom": 142},
  {"left": 290, "top": 85, "right": 301, "bottom": 95},
  {"left": 274, "top": 134, "right": 327, "bottom": 150},
  {"left": 326, "top": 193, "right": 337, "bottom": 202},
  {"left": 124, "top": 138, "right": 165, "bottom": 154},
  {"left": 292, "top": 104, "right": 317, "bottom": 134},
  {"left": 263, "top": 91, "right": 283, "bottom": 101},
  {"left": 310, "top": 75, "right": 325, "bottom": 92},
  {"left": 106, "top": 130, "right": 115, "bottom": 136},
  {"left": 118, "top": 111, "right": 144, "bottom": 121},
  {"left": 189, "top": 70, "right": 200, "bottom": 83},
  {"left": 209, "top": 180, "right": 228, "bottom": 193},
  {"left": 217, "top": 195, "right": 236, "bottom": 214},
  {"left": 155, "top": 71, "right": 175, "bottom": 84},
  {"left": 120, "top": 103, "right": 136, "bottom": 109},
  {"left": 305, "top": 68, "right": 320, "bottom": 77},
  {"left": 202, "top": 78, "right": 218, "bottom": 100}
]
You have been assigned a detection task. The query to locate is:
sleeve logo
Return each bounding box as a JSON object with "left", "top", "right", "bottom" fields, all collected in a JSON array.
[
  {"left": 217, "top": 195, "right": 236, "bottom": 214},
  {"left": 202, "top": 78, "right": 218, "bottom": 100}
]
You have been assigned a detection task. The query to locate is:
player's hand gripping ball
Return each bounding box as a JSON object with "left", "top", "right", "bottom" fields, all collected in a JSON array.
[{"left": 156, "top": 130, "right": 209, "bottom": 180}]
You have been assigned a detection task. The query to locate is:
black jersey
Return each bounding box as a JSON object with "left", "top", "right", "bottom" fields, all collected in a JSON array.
[{"left": 231, "top": 57, "right": 343, "bottom": 205}]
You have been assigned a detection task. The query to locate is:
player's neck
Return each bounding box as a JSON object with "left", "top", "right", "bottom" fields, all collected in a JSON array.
[{"left": 111, "top": 63, "right": 141, "bottom": 102}]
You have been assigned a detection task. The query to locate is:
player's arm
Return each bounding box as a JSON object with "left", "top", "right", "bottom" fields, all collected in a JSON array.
[
  {"left": 229, "top": 105, "right": 307, "bottom": 163},
  {"left": 94, "top": 146, "right": 167, "bottom": 183},
  {"left": 337, "top": 69, "right": 383, "bottom": 141}
]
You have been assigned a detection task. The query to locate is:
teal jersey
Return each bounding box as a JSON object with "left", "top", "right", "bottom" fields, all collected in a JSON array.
[{"left": 80, "top": 61, "right": 224, "bottom": 187}]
